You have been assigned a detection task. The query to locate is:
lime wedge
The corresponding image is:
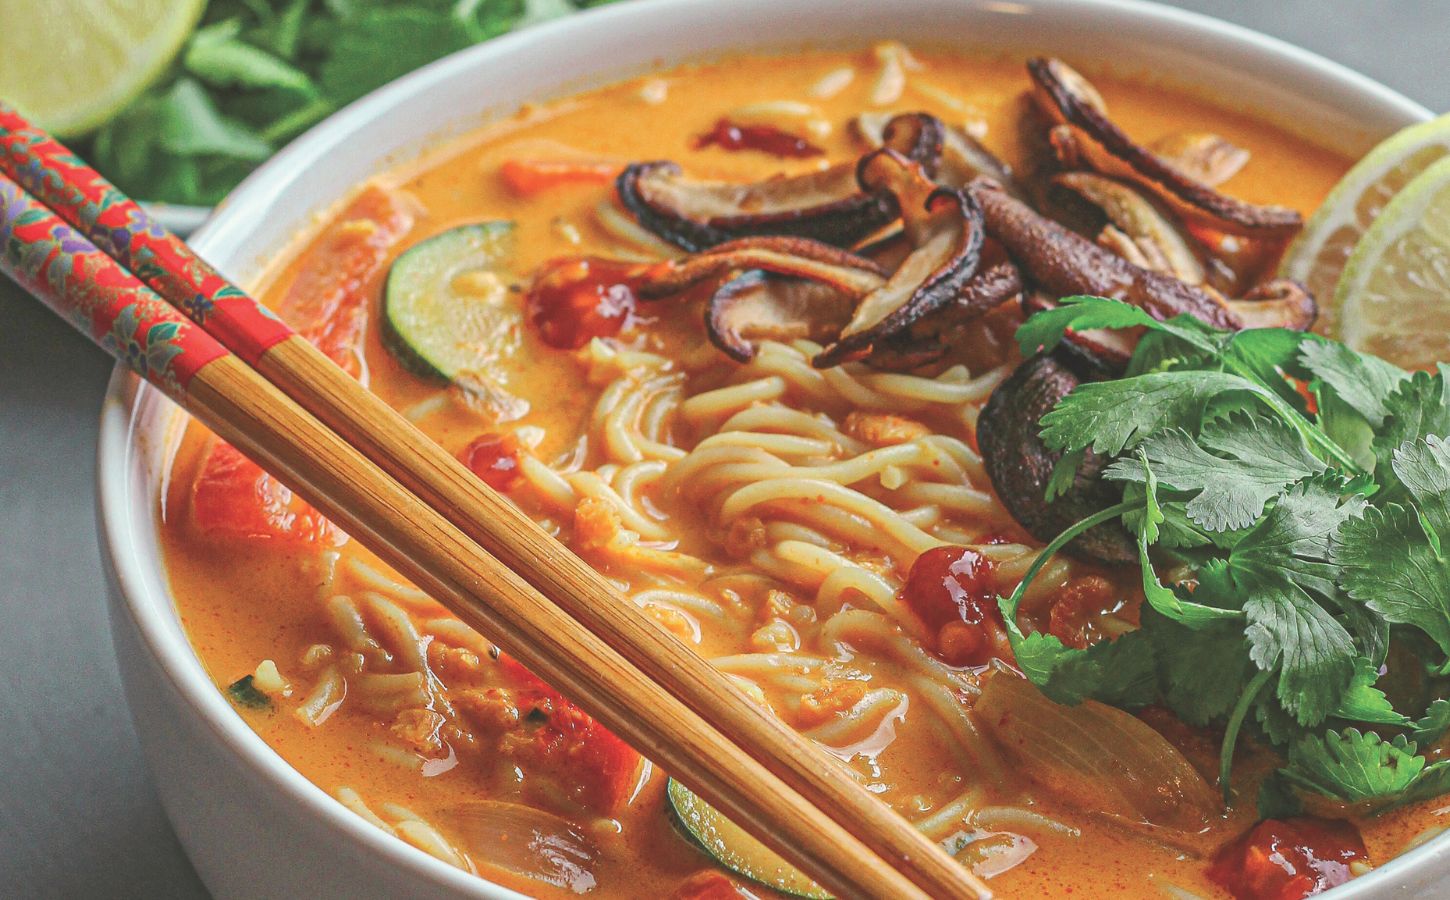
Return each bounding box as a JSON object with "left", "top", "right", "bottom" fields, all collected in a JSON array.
[
  {"left": 1335, "top": 155, "right": 1450, "bottom": 369},
  {"left": 1279, "top": 113, "right": 1450, "bottom": 335},
  {"left": 0, "top": 0, "right": 206, "bottom": 136}
]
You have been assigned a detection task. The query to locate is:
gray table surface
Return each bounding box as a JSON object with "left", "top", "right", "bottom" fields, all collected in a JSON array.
[{"left": 2, "top": 2, "right": 1447, "bottom": 897}]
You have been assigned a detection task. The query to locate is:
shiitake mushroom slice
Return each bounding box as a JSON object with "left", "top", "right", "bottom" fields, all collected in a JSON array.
[
  {"left": 616, "top": 113, "right": 944, "bottom": 252},
  {"left": 812, "top": 149, "right": 986, "bottom": 368},
  {"left": 969, "top": 178, "right": 1243, "bottom": 331},
  {"left": 1027, "top": 57, "right": 1303, "bottom": 239}
]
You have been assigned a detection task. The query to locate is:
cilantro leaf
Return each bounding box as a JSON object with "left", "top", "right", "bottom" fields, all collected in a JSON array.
[
  {"left": 1258, "top": 772, "right": 1305, "bottom": 819},
  {"left": 1281, "top": 729, "right": 1426, "bottom": 802},
  {"left": 1373, "top": 367, "right": 1450, "bottom": 484},
  {"left": 1014, "top": 295, "right": 1219, "bottom": 359},
  {"left": 1105, "top": 413, "right": 1325, "bottom": 532},
  {"left": 1301, "top": 338, "right": 1407, "bottom": 428},
  {"left": 1011, "top": 629, "right": 1157, "bottom": 707},
  {"left": 1412, "top": 699, "right": 1450, "bottom": 745},
  {"left": 1143, "top": 608, "right": 1252, "bottom": 726},
  {"left": 1038, "top": 370, "right": 1267, "bottom": 459},
  {"left": 185, "top": 19, "right": 316, "bottom": 94},
  {"left": 317, "top": 9, "right": 478, "bottom": 105},
  {"left": 1332, "top": 658, "right": 1410, "bottom": 726},
  {"left": 1337, "top": 436, "right": 1450, "bottom": 656},
  {"left": 1225, "top": 477, "right": 1367, "bottom": 724}
]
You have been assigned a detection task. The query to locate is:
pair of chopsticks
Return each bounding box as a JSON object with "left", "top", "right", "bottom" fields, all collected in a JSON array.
[{"left": 0, "top": 104, "right": 992, "bottom": 900}]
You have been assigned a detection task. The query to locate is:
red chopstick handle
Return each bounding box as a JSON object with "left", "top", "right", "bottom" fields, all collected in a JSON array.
[
  {"left": 0, "top": 172, "right": 226, "bottom": 393},
  {"left": 0, "top": 102, "right": 295, "bottom": 364}
]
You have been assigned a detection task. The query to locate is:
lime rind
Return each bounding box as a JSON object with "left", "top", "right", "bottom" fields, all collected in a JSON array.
[
  {"left": 1279, "top": 112, "right": 1450, "bottom": 330},
  {"left": 1335, "top": 155, "right": 1450, "bottom": 364},
  {"left": 0, "top": 0, "right": 206, "bottom": 137}
]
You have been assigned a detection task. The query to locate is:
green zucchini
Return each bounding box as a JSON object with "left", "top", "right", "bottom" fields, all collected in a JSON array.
[
  {"left": 382, "top": 221, "right": 518, "bottom": 381},
  {"left": 666, "top": 778, "right": 831, "bottom": 899}
]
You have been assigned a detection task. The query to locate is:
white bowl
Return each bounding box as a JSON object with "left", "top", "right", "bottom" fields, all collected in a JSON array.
[{"left": 96, "top": 1, "right": 1438, "bottom": 897}]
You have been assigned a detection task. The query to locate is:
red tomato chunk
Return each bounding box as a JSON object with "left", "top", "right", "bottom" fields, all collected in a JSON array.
[
  {"left": 900, "top": 546, "right": 1009, "bottom": 667},
  {"left": 460, "top": 432, "right": 523, "bottom": 491},
  {"left": 526, "top": 257, "right": 640, "bottom": 349},
  {"left": 1208, "top": 817, "right": 1367, "bottom": 900},
  {"left": 496, "top": 655, "right": 642, "bottom": 813}
]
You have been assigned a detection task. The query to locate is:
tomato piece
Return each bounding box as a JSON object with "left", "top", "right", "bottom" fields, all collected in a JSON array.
[
  {"left": 500, "top": 159, "right": 621, "bottom": 196},
  {"left": 460, "top": 432, "right": 523, "bottom": 491},
  {"left": 694, "top": 118, "right": 824, "bottom": 158},
  {"left": 1208, "top": 817, "right": 1367, "bottom": 900},
  {"left": 497, "top": 655, "right": 642, "bottom": 813},
  {"left": 673, "top": 870, "right": 755, "bottom": 900},
  {"left": 189, "top": 187, "right": 412, "bottom": 543},
  {"left": 1046, "top": 574, "right": 1116, "bottom": 649},
  {"left": 899, "top": 546, "right": 1007, "bottom": 667},
  {"left": 526, "top": 256, "right": 641, "bottom": 349},
  {"left": 277, "top": 184, "right": 414, "bottom": 374},
  {"left": 190, "top": 440, "right": 337, "bottom": 544}
]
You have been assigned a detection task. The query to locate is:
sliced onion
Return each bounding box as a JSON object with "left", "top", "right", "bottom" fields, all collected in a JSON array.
[
  {"left": 974, "top": 670, "right": 1220, "bottom": 835},
  {"left": 444, "top": 801, "right": 598, "bottom": 894}
]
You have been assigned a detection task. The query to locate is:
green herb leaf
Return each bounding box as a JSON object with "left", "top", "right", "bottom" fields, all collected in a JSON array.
[
  {"left": 1337, "top": 436, "right": 1450, "bottom": 656},
  {"left": 185, "top": 20, "right": 316, "bottom": 94},
  {"left": 1300, "top": 338, "right": 1408, "bottom": 428},
  {"left": 1038, "top": 370, "right": 1267, "bottom": 460},
  {"left": 1225, "top": 477, "right": 1367, "bottom": 725},
  {"left": 1281, "top": 729, "right": 1425, "bottom": 802},
  {"left": 1105, "top": 412, "right": 1325, "bottom": 532},
  {"left": 1014, "top": 295, "right": 1219, "bottom": 359},
  {"left": 1143, "top": 608, "right": 1252, "bottom": 726},
  {"left": 156, "top": 78, "right": 274, "bottom": 161},
  {"left": 226, "top": 674, "right": 272, "bottom": 710},
  {"left": 1332, "top": 658, "right": 1411, "bottom": 725}
]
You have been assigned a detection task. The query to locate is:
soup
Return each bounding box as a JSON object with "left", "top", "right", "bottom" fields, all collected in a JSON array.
[{"left": 159, "top": 46, "right": 1446, "bottom": 898}]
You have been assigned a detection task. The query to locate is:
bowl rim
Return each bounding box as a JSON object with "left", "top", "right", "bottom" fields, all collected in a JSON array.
[{"left": 96, "top": 1, "right": 1436, "bottom": 897}]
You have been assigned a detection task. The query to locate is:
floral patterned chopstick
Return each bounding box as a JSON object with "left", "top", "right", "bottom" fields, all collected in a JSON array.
[
  {"left": 0, "top": 101, "right": 294, "bottom": 365},
  {"left": 0, "top": 171, "right": 225, "bottom": 395}
]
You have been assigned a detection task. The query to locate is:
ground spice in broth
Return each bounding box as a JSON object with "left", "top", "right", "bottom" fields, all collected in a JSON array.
[{"left": 159, "top": 46, "right": 1444, "bottom": 899}]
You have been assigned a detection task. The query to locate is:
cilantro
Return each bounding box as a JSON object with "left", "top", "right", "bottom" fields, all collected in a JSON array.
[
  {"left": 226, "top": 674, "right": 272, "bottom": 710},
  {"left": 1300, "top": 339, "right": 1407, "bottom": 428},
  {"left": 1281, "top": 729, "right": 1427, "bottom": 803},
  {"left": 79, "top": 0, "right": 619, "bottom": 205},
  {"left": 1003, "top": 296, "right": 1450, "bottom": 812},
  {"left": 1337, "top": 436, "right": 1450, "bottom": 657},
  {"left": 1105, "top": 413, "right": 1325, "bottom": 532}
]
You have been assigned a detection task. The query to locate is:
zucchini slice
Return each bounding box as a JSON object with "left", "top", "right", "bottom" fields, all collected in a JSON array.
[
  {"left": 382, "top": 221, "right": 519, "bottom": 381},
  {"left": 666, "top": 778, "right": 831, "bottom": 899}
]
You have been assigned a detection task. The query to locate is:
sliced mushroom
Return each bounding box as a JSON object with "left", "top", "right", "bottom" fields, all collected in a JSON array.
[
  {"left": 1226, "top": 277, "right": 1317, "bottom": 331},
  {"left": 618, "top": 113, "right": 942, "bottom": 252},
  {"left": 856, "top": 110, "right": 1020, "bottom": 193},
  {"left": 977, "top": 351, "right": 1135, "bottom": 563},
  {"left": 706, "top": 271, "right": 859, "bottom": 361},
  {"left": 1028, "top": 57, "right": 1302, "bottom": 238},
  {"left": 813, "top": 150, "right": 986, "bottom": 367},
  {"left": 868, "top": 250, "right": 1024, "bottom": 369},
  {"left": 635, "top": 235, "right": 886, "bottom": 299},
  {"left": 1150, "top": 132, "right": 1250, "bottom": 188},
  {"left": 616, "top": 161, "right": 889, "bottom": 252},
  {"left": 1052, "top": 171, "right": 1206, "bottom": 285},
  {"left": 969, "top": 178, "right": 1241, "bottom": 331}
]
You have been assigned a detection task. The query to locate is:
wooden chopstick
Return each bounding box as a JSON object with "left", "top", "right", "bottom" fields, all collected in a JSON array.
[
  {"left": 0, "top": 114, "right": 993, "bottom": 899},
  {"left": 0, "top": 170, "right": 940, "bottom": 900}
]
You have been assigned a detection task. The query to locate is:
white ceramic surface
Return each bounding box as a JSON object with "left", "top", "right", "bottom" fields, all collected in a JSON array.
[{"left": 96, "top": 1, "right": 1439, "bottom": 897}]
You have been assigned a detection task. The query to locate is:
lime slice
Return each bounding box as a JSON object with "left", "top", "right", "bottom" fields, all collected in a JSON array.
[
  {"left": 0, "top": 0, "right": 206, "bottom": 136},
  {"left": 1279, "top": 113, "right": 1450, "bottom": 335},
  {"left": 1335, "top": 155, "right": 1450, "bottom": 369}
]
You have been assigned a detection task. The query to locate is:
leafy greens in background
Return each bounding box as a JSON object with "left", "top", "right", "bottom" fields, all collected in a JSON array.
[
  {"left": 1001, "top": 296, "right": 1450, "bottom": 817},
  {"left": 84, "top": 0, "right": 623, "bottom": 205}
]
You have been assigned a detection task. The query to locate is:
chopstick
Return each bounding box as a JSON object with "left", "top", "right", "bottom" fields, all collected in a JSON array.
[
  {"left": 0, "top": 170, "right": 926, "bottom": 900},
  {"left": 0, "top": 112, "right": 992, "bottom": 900}
]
